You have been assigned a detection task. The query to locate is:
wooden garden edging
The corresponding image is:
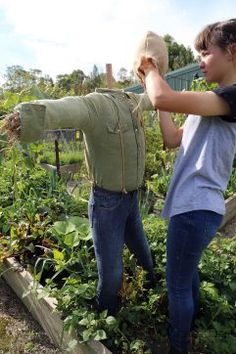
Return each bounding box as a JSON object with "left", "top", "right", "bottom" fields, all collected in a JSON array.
[
  {"left": 219, "top": 192, "right": 236, "bottom": 229},
  {"left": 40, "top": 162, "right": 81, "bottom": 176},
  {"left": 2, "top": 257, "right": 111, "bottom": 354},
  {"left": 2, "top": 193, "right": 236, "bottom": 353}
]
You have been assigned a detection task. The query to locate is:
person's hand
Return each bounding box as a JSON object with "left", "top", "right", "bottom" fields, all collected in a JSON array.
[
  {"left": 0, "top": 112, "right": 21, "bottom": 142},
  {"left": 137, "top": 57, "right": 159, "bottom": 84}
]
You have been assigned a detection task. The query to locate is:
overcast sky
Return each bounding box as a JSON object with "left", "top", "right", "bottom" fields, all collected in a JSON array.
[{"left": 0, "top": 0, "right": 235, "bottom": 82}]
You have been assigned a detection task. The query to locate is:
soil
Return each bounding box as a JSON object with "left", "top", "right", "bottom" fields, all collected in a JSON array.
[
  {"left": 0, "top": 278, "right": 61, "bottom": 353},
  {"left": 0, "top": 215, "right": 235, "bottom": 354},
  {"left": 220, "top": 215, "right": 236, "bottom": 238}
]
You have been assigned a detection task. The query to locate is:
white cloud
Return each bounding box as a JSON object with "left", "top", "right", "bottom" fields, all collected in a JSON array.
[{"left": 0, "top": 0, "right": 235, "bottom": 79}]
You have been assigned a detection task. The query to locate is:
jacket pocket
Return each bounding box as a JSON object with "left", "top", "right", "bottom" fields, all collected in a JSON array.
[{"left": 106, "top": 122, "right": 129, "bottom": 134}]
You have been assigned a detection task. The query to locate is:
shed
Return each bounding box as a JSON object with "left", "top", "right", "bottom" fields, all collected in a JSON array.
[{"left": 125, "top": 63, "right": 202, "bottom": 93}]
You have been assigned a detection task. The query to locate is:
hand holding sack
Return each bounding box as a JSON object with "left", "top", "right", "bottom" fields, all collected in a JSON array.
[
  {"left": 0, "top": 112, "right": 21, "bottom": 143},
  {"left": 133, "top": 31, "right": 168, "bottom": 81}
]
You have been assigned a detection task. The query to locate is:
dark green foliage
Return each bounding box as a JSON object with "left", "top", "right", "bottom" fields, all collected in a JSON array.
[
  {"left": 0, "top": 90, "right": 235, "bottom": 352},
  {"left": 164, "top": 34, "right": 196, "bottom": 71}
]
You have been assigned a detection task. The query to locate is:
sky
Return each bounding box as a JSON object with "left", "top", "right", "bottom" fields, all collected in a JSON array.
[{"left": 0, "top": 0, "right": 235, "bottom": 83}]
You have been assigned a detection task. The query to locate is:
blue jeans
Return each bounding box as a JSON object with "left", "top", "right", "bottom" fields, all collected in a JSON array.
[
  {"left": 166, "top": 210, "right": 223, "bottom": 352},
  {"left": 88, "top": 186, "right": 154, "bottom": 315}
]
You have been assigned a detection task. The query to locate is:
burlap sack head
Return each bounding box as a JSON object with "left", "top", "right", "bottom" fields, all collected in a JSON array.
[{"left": 133, "top": 31, "right": 168, "bottom": 76}]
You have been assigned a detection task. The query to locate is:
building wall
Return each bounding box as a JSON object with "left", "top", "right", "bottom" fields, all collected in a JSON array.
[{"left": 125, "top": 63, "right": 202, "bottom": 93}]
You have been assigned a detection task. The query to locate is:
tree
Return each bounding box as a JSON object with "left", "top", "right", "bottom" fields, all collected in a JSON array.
[
  {"left": 116, "top": 67, "right": 135, "bottom": 88},
  {"left": 163, "top": 35, "right": 196, "bottom": 71},
  {"left": 56, "top": 69, "right": 86, "bottom": 95},
  {"left": 82, "top": 65, "right": 103, "bottom": 93},
  {"left": 91, "top": 65, "right": 102, "bottom": 88},
  {"left": 117, "top": 67, "right": 128, "bottom": 82},
  {"left": 3, "top": 65, "right": 54, "bottom": 93}
]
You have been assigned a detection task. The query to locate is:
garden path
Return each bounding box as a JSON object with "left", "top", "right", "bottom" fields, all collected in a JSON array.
[{"left": 0, "top": 277, "right": 61, "bottom": 353}]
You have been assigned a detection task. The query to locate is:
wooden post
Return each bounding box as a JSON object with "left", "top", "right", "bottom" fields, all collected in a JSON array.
[
  {"left": 55, "top": 137, "right": 61, "bottom": 178},
  {"left": 106, "top": 64, "right": 113, "bottom": 89}
]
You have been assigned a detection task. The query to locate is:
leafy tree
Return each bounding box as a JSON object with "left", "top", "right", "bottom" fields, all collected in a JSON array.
[
  {"left": 3, "top": 65, "right": 54, "bottom": 93},
  {"left": 163, "top": 34, "right": 196, "bottom": 71},
  {"left": 82, "top": 65, "right": 103, "bottom": 93},
  {"left": 91, "top": 65, "right": 102, "bottom": 88},
  {"left": 117, "top": 67, "right": 128, "bottom": 82},
  {"left": 116, "top": 67, "right": 136, "bottom": 89},
  {"left": 56, "top": 69, "right": 86, "bottom": 95}
]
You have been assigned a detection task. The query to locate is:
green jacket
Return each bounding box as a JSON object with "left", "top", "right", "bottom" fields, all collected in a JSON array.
[{"left": 16, "top": 89, "right": 154, "bottom": 192}]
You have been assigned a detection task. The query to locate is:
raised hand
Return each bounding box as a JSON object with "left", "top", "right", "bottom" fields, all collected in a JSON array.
[
  {"left": 0, "top": 112, "right": 21, "bottom": 142},
  {"left": 137, "top": 57, "right": 159, "bottom": 84}
]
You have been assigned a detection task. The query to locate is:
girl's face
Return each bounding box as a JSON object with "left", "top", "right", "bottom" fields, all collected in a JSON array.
[{"left": 199, "top": 44, "right": 235, "bottom": 86}]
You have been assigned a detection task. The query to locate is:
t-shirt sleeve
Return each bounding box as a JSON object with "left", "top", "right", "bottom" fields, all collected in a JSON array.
[{"left": 212, "top": 85, "right": 236, "bottom": 122}]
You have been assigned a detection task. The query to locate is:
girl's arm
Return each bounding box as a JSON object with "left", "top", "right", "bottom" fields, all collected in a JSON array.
[
  {"left": 141, "top": 61, "right": 230, "bottom": 116},
  {"left": 158, "top": 111, "right": 183, "bottom": 148}
]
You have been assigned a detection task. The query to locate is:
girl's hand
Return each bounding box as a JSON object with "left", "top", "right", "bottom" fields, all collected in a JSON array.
[
  {"left": 0, "top": 112, "right": 21, "bottom": 142},
  {"left": 138, "top": 57, "right": 157, "bottom": 73},
  {"left": 137, "top": 57, "right": 160, "bottom": 85}
]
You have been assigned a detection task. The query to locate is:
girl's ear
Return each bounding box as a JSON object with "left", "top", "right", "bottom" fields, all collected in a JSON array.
[
  {"left": 231, "top": 43, "right": 236, "bottom": 57},
  {"left": 228, "top": 43, "right": 236, "bottom": 59}
]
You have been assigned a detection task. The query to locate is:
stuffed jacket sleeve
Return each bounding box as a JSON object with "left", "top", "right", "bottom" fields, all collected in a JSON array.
[
  {"left": 128, "top": 92, "right": 155, "bottom": 112},
  {"left": 15, "top": 96, "right": 94, "bottom": 143}
]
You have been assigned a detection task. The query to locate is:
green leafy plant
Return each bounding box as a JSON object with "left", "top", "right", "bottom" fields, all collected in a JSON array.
[{"left": 0, "top": 109, "right": 235, "bottom": 353}]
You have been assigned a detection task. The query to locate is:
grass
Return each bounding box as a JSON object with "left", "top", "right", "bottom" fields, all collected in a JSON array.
[{"left": 40, "top": 150, "right": 83, "bottom": 166}]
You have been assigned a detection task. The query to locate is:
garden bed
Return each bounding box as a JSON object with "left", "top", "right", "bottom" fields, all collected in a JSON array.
[
  {"left": 2, "top": 192, "right": 236, "bottom": 354},
  {"left": 40, "top": 162, "right": 81, "bottom": 177},
  {"left": 2, "top": 257, "right": 111, "bottom": 354}
]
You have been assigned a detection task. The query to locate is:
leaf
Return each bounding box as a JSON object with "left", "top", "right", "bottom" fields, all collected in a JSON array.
[
  {"left": 78, "top": 231, "right": 92, "bottom": 241},
  {"left": 66, "top": 339, "right": 78, "bottom": 351},
  {"left": 229, "top": 282, "right": 236, "bottom": 291},
  {"left": 36, "top": 288, "right": 50, "bottom": 300},
  {"left": 53, "top": 249, "right": 64, "bottom": 261},
  {"left": 64, "top": 231, "right": 80, "bottom": 248},
  {"left": 68, "top": 216, "right": 89, "bottom": 227},
  {"left": 68, "top": 216, "right": 91, "bottom": 240},
  {"left": 212, "top": 321, "right": 222, "bottom": 332},
  {"left": 25, "top": 242, "right": 35, "bottom": 253},
  {"left": 52, "top": 221, "right": 76, "bottom": 235},
  {"left": 82, "top": 329, "right": 92, "bottom": 341},
  {"left": 94, "top": 329, "right": 107, "bottom": 341},
  {"left": 130, "top": 340, "right": 145, "bottom": 351},
  {"left": 105, "top": 316, "right": 117, "bottom": 326},
  {"left": 79, "top": 318, "right": 89, "bottom": 326}
]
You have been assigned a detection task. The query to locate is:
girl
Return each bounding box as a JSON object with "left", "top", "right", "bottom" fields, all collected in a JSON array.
[{"left": 137, "top": 19, "right": 236, "bottom": 354}]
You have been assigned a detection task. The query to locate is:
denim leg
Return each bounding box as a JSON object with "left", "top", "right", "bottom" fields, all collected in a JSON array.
[
  {"left": 124, "top": 192, "right": 154, "bottom": 285},
  {"left": 192, "top": 270, "right": 200, "bottom": 327},
  {"left": 88, "top": 187, "right": 129, "bottom": 315},
  {"left": 166, "top": 210, "right": 223, "bottom": 352}
]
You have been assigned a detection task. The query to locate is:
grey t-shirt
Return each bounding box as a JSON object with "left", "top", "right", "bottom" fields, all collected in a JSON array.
[{"left": 162, "top": 85, "right": 236, "bottom": 219}]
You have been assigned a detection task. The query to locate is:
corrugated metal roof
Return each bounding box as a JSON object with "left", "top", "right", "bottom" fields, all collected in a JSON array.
[{"left": 125, "top": 63, "right": 202, "bottom": 93}]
